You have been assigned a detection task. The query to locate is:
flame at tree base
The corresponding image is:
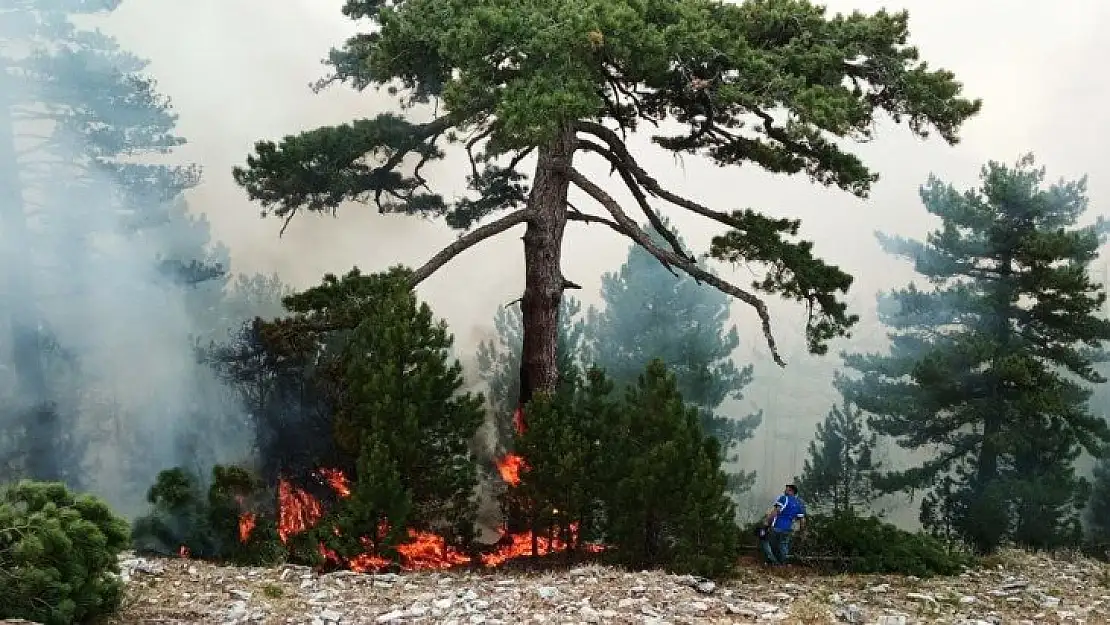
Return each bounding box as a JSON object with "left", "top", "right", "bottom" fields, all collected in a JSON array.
[
  {"left": 263, "top": 466, "right": 602, "bottom": 573},
  {"left": 224, "top": 408, "right": 603, "bottom": 572}
]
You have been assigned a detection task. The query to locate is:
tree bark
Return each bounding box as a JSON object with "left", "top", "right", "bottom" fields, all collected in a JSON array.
[
  {"left": 517, "top": 126, "right": 575, "bottom": 409},
  {"left": 0, "top": 71, "right": 58, "bottom": 481}
]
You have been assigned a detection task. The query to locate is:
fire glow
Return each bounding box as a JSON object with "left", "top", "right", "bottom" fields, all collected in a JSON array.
[
  {"left": 496, "top": 406, "right": 529, "bottom": 486},
  {"left": 231, "top": 407, "right": 600, "bottom": 571}
]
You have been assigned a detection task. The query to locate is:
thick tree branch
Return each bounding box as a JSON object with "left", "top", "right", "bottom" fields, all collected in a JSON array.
[
  {"left": 410, "top": 208, "right": 531, "bottom": 286},
  {"left": 575, "top": 120, "right": 743, "bottom": 230},
  {"left": 568, "top": 168, "right": 785, "bottom": 367},
  {"left": 566, "top": 202, "right": 624, "bottom": 230},
  {"left": 576, "top": 139, "right": 694, "bottom": 262}
]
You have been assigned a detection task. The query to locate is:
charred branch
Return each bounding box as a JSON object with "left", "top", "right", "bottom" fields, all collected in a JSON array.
[
  {"left": 410, "top": 208, "right": 531, "bottom": 286},
  {"left": 568, "top": 168, "right": 785, "bottom": 367}
]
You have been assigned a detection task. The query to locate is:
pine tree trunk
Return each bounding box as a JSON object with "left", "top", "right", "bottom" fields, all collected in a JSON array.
[
  {"left": 971, "top": 252, "right": 1014, "bottom": 551},
  {"left": 0, "top": 72, "right": 59, "bottom": 481},
  {"left": 517, "top": 126, "right": 574, "bottom": 409}
]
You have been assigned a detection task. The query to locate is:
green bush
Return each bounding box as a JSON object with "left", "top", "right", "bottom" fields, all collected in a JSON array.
[
  {"left": 0, "top": 480, "right": 130, "bottom": 625},
  {"left": 132, "top": 465, "right": 284, "bottom": 566},
  {"left": 600, "top": 360, "right": 741, "bottom": 578},
  {"left": 775, "top": 512, "right": 970, "bottom": 577}
]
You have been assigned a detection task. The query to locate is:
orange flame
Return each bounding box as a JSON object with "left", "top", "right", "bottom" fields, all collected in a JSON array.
[
  {"left": 277, "top": 478, "right": 323, "bottom": 542},
  {"left": 238, "top": 511, "right": 257, "bottom": 543},
  {"left": 269, "top": 409, "right": 605, "bottom": 571},
  {"left": 235, "top": 494, "right": 257, "bottom": 543},
  {"left": 318, "top": 467, "right": 351, "bottom": 497},
  {"left": 496, "top": 453, "right": 527, "bottom": 486},
  {"left": 494, "top": 406, "right": 529, "bottom": 486}
]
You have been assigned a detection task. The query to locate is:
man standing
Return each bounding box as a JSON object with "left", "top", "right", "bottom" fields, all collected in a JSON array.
[{"left": 760, "top": 483, "right": 806, "bottom": 565}]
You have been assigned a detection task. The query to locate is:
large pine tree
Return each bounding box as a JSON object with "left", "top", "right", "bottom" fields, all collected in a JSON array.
[
  {"left": 585, "top": 223, "right": 761, "bottom": 476},
  {"left": 839, "top": 155, "right": 1110, "bottom": 552},
  {"left": 234, "top": 0, "right": 979, "bottom": 409}
]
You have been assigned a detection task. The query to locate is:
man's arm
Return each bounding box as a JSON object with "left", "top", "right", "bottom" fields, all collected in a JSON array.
[{"left": 764, "top": 496, "right": 786, "bottom": 526}]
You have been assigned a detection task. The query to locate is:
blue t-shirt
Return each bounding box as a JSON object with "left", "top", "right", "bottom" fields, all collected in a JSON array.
[{"left": 771, "top": 494, "right": 805, "bottom": 531}]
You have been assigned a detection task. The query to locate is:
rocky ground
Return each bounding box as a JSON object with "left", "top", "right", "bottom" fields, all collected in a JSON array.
[{"left": 103, "top": 550, "right": 1110, "bottom": 624}]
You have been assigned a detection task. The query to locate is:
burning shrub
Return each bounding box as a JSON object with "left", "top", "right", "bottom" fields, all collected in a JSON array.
[
  {"left": 0, "top": 480, "right": 130, "bottom": 625},
  {"left": 600, "top": 359, "right": 741, "bottom": 578},
  {"left": 791, "top": 512, "right": 970, "bottom": 577},
  {"left": 246, "top": 267, "right": 485, "bottom": 569},
  {"left": 501, "top": 366, "right": 612, "bottom": 555},
  {"left": 322, "top": 435, "right": 413, "bottom": 565},
  {"left": 501, "top": 360, "right": 740, "bottom": 577},
  {"left": 132, "top": 465, "right": 284, "bottom": 566}
]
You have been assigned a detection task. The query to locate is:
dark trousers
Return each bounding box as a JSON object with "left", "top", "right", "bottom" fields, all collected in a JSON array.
[{"left": 760, "top": 528, "right": 792, "bottom": 564}]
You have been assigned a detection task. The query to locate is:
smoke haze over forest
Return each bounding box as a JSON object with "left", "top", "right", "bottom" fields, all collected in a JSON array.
[{"left": 7, "top": 0, "right": 1110, "bottom": 521}]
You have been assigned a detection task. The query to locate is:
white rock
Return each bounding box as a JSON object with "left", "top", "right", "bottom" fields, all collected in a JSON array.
[
  {"left": 578, "top": 605, "right": 601, "bottom": 623},
  {"left": 375, "top": 610, "right": 405, "bottom": 623},
  {"left": 835, "top": 604, "right": 864, "bottom": 623},
  {"left": 684, "top": 601, "right": 709, "bottom": 612}
]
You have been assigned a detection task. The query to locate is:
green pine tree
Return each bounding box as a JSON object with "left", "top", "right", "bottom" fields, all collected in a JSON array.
[
  {"left": 234, "top": 0, "right": 979, "bottom": 405},
  {"left": 328, "top": 434, "right": 414, "bottom": 562},
  {"left": 603, "top": 359, "right": 739, "bottom": 577},
  {"left": 278, "top": 266, "right": 485, "bottom": 552},
  {"left": 0, "top": 481, "right": 131, "bottom": 625},
  {"left": 1085, "top": 458, "right": 1110, "bottom": 546},
  {"left": 797, "top": 399, "right": 880, "bottom": 515},
  {"left": 585, "top": 223, "right": 761, "bottom": 484},
  {"left": 839, "top": 154, "right": 1110, "bottom": 552}
]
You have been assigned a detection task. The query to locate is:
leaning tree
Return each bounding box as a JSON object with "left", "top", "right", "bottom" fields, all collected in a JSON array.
[{"left": 233, "top": 0, "right": 980, "bottom": 409}]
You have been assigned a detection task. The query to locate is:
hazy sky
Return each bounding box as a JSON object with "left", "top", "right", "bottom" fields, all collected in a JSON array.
[{"left": 98, "top": 0, "right": 1110, "bottom": 503}]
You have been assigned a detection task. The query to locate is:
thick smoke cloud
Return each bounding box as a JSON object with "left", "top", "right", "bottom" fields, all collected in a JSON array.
[{"left": 0, "top": 7, "right": 251, "bottom": 517}]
